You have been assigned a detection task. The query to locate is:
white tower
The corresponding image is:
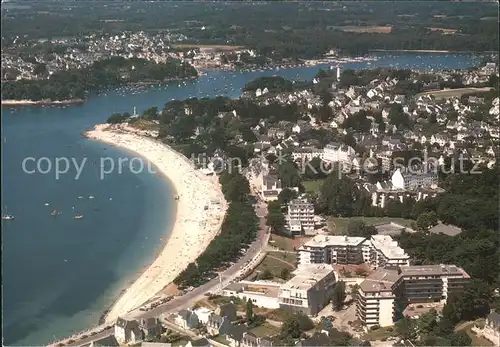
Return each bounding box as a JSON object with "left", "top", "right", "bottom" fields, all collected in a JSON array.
[{"left": 336, "top": 65, "right": 341, "bottom": 82}]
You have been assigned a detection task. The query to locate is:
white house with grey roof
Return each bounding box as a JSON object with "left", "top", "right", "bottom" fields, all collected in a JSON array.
[
  {"left": 260, "top": 174, "right": 283, "bottom": 201},
  {"left": 115, "top": 317, "right": 142, "bottom": 344}
]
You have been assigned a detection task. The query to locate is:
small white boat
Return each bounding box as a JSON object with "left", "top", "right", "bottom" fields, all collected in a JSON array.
[
  {"left": 2, "top": 206, "right": 14, "bottom": 220},
  {"left": 73, "top": 215, "right": 84, "bottom": 220}
]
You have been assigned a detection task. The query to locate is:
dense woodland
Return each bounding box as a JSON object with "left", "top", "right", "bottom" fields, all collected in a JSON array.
[
  {"left": 2, "top": 2, "right": 498, "bottom": 58},
  {"left": 1, "top": 57, "right": 197, "bottom": 101}
]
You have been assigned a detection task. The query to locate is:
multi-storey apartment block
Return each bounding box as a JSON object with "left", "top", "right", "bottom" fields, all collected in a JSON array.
[
  {"left": 370, "top": 235, "right": 410, "bottom": 268},
  {"left": 356, "top": 264, "right": 470, "bottom": 328},
  {"left": 298, "top": 234, "right": 407, "bottom": 268},
  {"left": 394, "top": 264, "right": 470, "bottom": 304},
  {"left": 287, "top": 198, "right": 315, "bottom": 232},
  {"left": 278, "top": 264, "right": 336, "bottom": 315},
  {"left": 298, "top": 235, "right": 370, "bottom": 265},
  {"left": 357, "top": 269, "right": 400, "bottom": 328}
]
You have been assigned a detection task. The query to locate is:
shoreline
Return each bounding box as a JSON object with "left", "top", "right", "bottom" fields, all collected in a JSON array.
[
  {"left": 84, "top": 124, "right": 227, "bottom": 324},
  {"left": 1, "top": 98, "right": 85, "bottom": 107}
]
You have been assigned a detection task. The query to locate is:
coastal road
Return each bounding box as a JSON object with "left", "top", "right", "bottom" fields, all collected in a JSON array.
[
  {"left": 125, "top": 201, "right": 269, "bottom": 320},
  {"left": 64, "top": 328, "right": 114, "bottom": 347},
  {"left": 51, "top": 193, "right": 269, "bottom": 347}
]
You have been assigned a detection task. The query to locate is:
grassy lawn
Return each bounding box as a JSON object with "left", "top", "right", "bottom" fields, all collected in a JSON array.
[
  {"left": 302, "top": 179, "right": 325, "bottom": 194},
  {"left": 267, "top": 251, "right": 297, "bottom": 265},
  {"left": 416, "top": 87, "right": 492, "bottom": 100},
  {"left": 269, "top": 234, "right": 296, "bottom": 251},
  {"left": 250, "top": 323, "right": 280, "bottom": 338},
  {"left": 255, "top": 254, "right": 295, "bottom": 280},
  {"left": 327, "top": 216, "right": 415, "bottom": 235},
  {"left": 362, "top": 326, "right": 397, "bottom": 341}
]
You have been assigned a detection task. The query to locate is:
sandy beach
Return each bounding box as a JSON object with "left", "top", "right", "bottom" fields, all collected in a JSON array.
[{"left": 85, "top": 124, "right": 227, "bottom": 324}]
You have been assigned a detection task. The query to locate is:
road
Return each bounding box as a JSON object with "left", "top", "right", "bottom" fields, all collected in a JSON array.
[
  {"left": 64, "top": 328, "right": 114, "bottom": 347},
  {"left": 125, "top": 201, "right": 269, "bottom": 321},
  {"left": 55, "top": 198, "right": 270, "bottom": 347}
]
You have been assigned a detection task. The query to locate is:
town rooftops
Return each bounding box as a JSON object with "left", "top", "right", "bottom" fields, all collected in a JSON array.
[
  {"left": 116, "top": 317, "right": 139, "bottom": 330},
  {"left": 399, "top": 264, "right": 470, "bottom": 278},
  {"left": 301, "top": 235, "right": 366, "bottom": 248},
  {"left": 281, "top": 264, "right": 334, "bottom": 292},
  {"left": 359, "top": 269, "right": 400, "bottom": 293}
]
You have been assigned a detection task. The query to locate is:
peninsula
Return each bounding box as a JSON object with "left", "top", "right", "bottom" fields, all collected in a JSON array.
[
  {"left": 2, "top": 57, "right": 197, "bottom": 105},
  {"left": 85, "top": 124, "right": 226, "bottom": 323}
]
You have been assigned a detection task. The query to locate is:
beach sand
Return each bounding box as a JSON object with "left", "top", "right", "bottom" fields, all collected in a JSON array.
[{"left": 85, "top": 124, "right": 226, "bottom": 324}]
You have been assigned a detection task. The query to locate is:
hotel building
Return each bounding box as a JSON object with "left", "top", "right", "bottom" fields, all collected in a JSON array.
[
  {"left": 278, "top": 264, "right": 336, "bottom": 315},
  {"left": 356, "top": 264, "right": 470, "bottom": 328}
]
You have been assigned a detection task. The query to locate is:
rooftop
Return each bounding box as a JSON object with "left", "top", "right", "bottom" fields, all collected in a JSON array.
[
  {"left": 281, "top": 264, "right": 334, "bottom": 292},
  {"left": 301, "top": 235, "right": 366, "bottom": 248},
  {"left": 359, "top": 269, "right": 400, "bottom": 293},
  {"left": 289, "top": 198, "right": 314, "bottom": 208},
  {"left": 370, "top": 235, "right": 409, "bottom": 260},
  {"left": 399, "top": 264, "right": 470, "bottom": 278}
]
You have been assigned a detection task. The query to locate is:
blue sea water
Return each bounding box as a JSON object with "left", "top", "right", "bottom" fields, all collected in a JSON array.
[{"left": 1, "top": 52, "right": 481, "bottom": 345}]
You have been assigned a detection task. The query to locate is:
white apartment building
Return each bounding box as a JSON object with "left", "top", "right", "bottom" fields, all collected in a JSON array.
[
  {"left": 278, "top": 264, "right": 336, "bottom": 315},
  {"left": 291, "top": 147, "right": 324, "bottom": 162},
  {"left": 356, "top": 269, "right": 399, "bottom": 328},
  {"left": 356, "top": 265, "right": 470, "bottom": 328},
  {"left": 391, "top": 168, "right": 438, "bottom": 190},
  {"left": 298, "top": 235, "right": 371, "bottom": 266},
  {"left": 288, "top": 198, "right": 315, "bottom": 232},
  {"left": 323, "top": 142, "right": 356, "bottom": 166},
  {"left": 260, "top": 174, "right": 283, "bottom": 201},
  {"left": 299, "top": 234, "right": 408, "bottom": 269},
  {"left": 370, "top": 235, "right": 410, "bottom": 268}
]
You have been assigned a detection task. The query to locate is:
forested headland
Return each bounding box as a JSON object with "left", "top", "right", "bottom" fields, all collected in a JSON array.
[{"left": 1, "top": 57, "right": 197, "bottom": 102}]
